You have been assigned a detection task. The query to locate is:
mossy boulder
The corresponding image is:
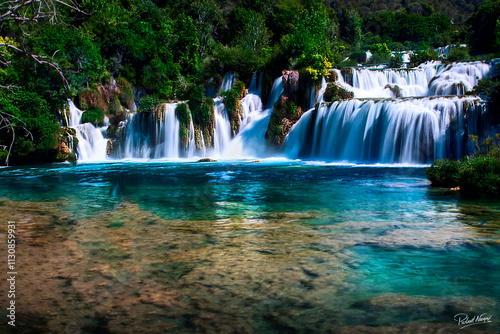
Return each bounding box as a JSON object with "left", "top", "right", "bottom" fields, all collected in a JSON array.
[
  {"left": 323, "top": 83, "right": 354, "bottom": 102},
  {"left": 77, "top": 88, "right": 108, "bottom": 112},
  {"left": 221, "top": 81, "right": 246, "bottom": 136},
  {"left": 175, "top": 103, "right": 192, "bottom": 150},
  {"left": 265, "top": 98, "right": 304, "bottom": 147}
]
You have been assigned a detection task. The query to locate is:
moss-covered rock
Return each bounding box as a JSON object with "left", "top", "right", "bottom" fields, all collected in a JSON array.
[
  {"left": 384, "top": 84, "right": 402, "bottom": 98},
  {"left": 323, "top": 83, "right": 354, "bottom": 102},
  {"left": 55, "top": 127, "right": 78, "bottom": 164},
  {"left": 77, "top": 88, "right": 108, "bottom": 112},
  {"left": 175, "top": 103, "right": 191, "bottom": 150},
  {"left": 265, "top": 98, "right": 304, "bottom": 147},
  {"left": 116, "top": 77, "right": 135, "bottom": 109},
  {"left": 265, "top": 71, "right": 316, "bottom": 147},
  {"left": 221, "top": 81, "right": 246, "bottom": 136}
]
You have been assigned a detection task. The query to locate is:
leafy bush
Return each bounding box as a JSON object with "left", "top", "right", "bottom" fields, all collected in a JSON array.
[
  {"left": 81, "top": 108, "right": 105, "bottom": 125},
  {"left": 446, "top": 47, "right": 470, "bottom": 62},
  {"left": 138, "top": 96, "right": 161, "bottom": 113},
  {"left": 409, "top": 49, "right": 439, "bottom": 67},
  {"left": 426, "top": 159, "right": 461, "bottom": 187},
  {"left": 427, "top": 134, "right": 500, "bottom": 196},
  {"left": 389, "top": 53, "right": 404, "bottom": 68},
  {"left": 349, "top": 51, "right": 367, "bottom": 64}
]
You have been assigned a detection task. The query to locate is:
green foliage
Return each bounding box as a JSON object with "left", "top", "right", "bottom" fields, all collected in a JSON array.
[
  {"left": 468, "top": 0, "right": 500, "bottom": 55},
  {"left": 369, "top": 43, "right": 391, "bottom": 64},
  {"left": 446, "top": 47, "right": 471, "bottom": 62},
  {"left": 36, "top": 25, "right": 104, "bottom": 89},
  {"left": 427, "top": 134, "right": 500, "bottom": 196},
  {"left": 138, "top": 96, "right": 161, "bottom": 113},
  {"left": 174, "top": 14, "right": 200, "bottom": 78},
  {"left": 389, "top": 53, "right": 404, "bottom": 68},
  {"left": 426, "top": 159, "right": 461, "bottom": 187},
  {"left": 349, "top": 51, "right": 367, "bottom": 64},
  {"left": 81, "top": 108, "right": 105, "bottom": 125},
  {"left": 323, "top": 83, "right": 355, "bottom": 102},
  {"left": 409, "top": 49, "right": 439, "bottom": 67}
]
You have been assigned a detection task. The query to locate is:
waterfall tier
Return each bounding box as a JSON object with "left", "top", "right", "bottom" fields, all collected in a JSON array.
[
  {"left": 286, "top": 96, "right": 490, "bottom": 164},
  {"left": 68, "top": 101, "right": 108, "bottom": 161},
  {"left": 336, "top": 61, "right": 491, "bottom": 98}
]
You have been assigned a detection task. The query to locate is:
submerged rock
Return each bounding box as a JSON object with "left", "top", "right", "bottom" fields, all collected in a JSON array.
[{"left": 197, "top": 158, "right": 217, "bottom": 162}]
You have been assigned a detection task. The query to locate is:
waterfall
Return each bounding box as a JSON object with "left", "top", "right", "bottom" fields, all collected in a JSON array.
[
  {"left": 213, "top": 98, "right": 232, "bottom": 155},
  {"left": 123, "top": 103, "right": 179, "bottom": 159},
  {"left": 285, "top": 97, "right": 488, "bottom": 164},
  {"left": 335, "top": 61, "right": 490, "bottom": 98},
  {"left": 220, "top": 72, "right": 235, "bottom": 92},
  {"left": 68, "top": 101, "right": 108, "bottom": 161},
  {"left": 222, "top": 76, "right": 283, "bottom": 158}
]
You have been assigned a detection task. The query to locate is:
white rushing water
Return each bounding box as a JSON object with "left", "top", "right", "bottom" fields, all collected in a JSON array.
[
  {"left": 69, "top": 60, "right": 494, "bottom": 164},
  {"left": 68, "top": 101, "right": 108, "bottom": 161},
  {"left": 285, "top": 96, "right": 490, "bottom": 164},
  {"left": 333, "top": 61, "right": 490, "bottom": 99},
  {"left": 222, "top": 76, "right": 283, "bottom": 158}
]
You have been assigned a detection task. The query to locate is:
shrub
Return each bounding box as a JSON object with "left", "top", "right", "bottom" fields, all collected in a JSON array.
[
  {"left": 81, "top": 108, "right": 105, "bottom": 125},
  {"left": 427, "top": 134, "right": 500, "bottom": 196},
  {"left": 137, "top": 96, "right": 161, "bottom": 113},
  {"left": 389, "top": 53, "right": 404, "bottom": 68},
  {"left": 426, "top": 159, "right": 461, "bottom": 187},
  {"left": 409, "top": 49, "right": 438, "bottom": 67},
  {"left": 349, "top": 51, "right": 367, "bottom": 64},
  {"left": 446, "top": 47, "right": 470, "bottom": 62}
]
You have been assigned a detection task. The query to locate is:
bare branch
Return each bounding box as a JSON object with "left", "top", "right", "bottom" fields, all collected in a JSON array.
[{"left": 0, "top": 110, "right": 33, "bottom": 165}]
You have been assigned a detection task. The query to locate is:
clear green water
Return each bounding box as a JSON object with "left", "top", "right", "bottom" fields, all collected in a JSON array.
[{"left": 0, "top": 161, "right": 499, "bottom": 333}]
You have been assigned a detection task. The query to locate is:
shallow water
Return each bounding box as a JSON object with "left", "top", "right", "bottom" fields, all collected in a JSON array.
[{"left": 0, "top": 161, "right": 499, "bottom": 333}]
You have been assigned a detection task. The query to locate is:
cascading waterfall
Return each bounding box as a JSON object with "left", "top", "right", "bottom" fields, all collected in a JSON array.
[
  {"left": 213, "top": 98, "right": 232, "bottom": 155},
  {"left": 68, "top": 100, "right": 108, "bottom": 161},
  {"left": 335, "top": 61, "right": 490, "bottom": 98},
  {"left": 123, "top": 103, "right": 179, "bottom": 159},
  {"left": 222, "top": 76, "right": 284, "bottom": 158},
  {"left": 286, "top": 61, "right": 495, "bottom": 164},
  {"left": 285, "top": 97, "right": 487, "bottom": 164},
  {"left": 70, "top": 61, "right": 494, "bottom": 164}
]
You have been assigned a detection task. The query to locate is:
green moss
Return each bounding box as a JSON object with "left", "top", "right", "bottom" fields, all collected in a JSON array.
[
  {"left": 81, "top": 108, "right": 105, "bottom": 125},
  {"left": 137, "top": 96, "right": 161, "bottom": 113},
  {"left": 78, "top": 88, "right": 108, "bottom": 112},
  {"left": 175, "top": 103, "right": 191, "bottom": 148},
  {"left": 221, "top": 81, "right": 246, "bottom": 136},
  {"left": 323, "top": 83, "right": 354, "bottom": 102},
  {"left": 117, "top": 77, "right": 135, "bottom": 109}
]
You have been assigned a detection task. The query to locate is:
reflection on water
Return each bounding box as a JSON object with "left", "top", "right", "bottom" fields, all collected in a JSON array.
[{"left": 0, "top": 161, "right": 499, "bottom": 333}]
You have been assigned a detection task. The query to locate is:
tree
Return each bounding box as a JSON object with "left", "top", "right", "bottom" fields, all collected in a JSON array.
[
  {"left": 190, "top": 0, "right": 222, "bottom": 59},
  {"left": 0, "top": 0, "right": 85, "bottom": 165}
]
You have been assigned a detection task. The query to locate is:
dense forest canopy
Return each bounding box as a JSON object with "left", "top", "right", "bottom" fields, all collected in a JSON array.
[{"left": 1, "top": 0, "right": 500, "bottom": 165}]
